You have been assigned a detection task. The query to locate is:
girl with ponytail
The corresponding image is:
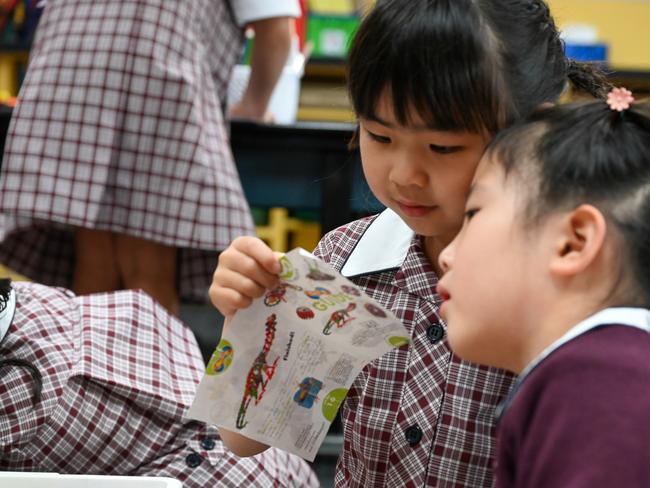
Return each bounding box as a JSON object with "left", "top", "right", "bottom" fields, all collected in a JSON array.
[{"left": 439, "top": 91, "right": 650, "bottom": 487}]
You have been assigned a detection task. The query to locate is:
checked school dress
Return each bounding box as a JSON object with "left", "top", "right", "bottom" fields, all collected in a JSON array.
[
  {"left": 313, "top": 209, "right": 516, "bottom": 487},
  {"left": 0, "top": 0, "right": 297, "bottom": 302},
  {"left": 0, "top": 281, "right": 318, "bottom": 487}
]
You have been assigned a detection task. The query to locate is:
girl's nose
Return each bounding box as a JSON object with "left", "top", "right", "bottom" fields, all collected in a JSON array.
[
  {"left": 389, "top": 156, "right": 428, "bottom": 188},
  {"left": 438, "top": 240, "right": 455, "bottom": 274}
]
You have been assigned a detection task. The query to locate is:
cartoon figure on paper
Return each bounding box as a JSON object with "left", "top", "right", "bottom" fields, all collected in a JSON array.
[
  {"left": 323, "top": 303, "right": 357, "bottom": 335},
  {"left": 236, "top": 314, "right": 281, "bottom": 429},
  {"left": 293, "top": 377, "right": 324, "bottom": 409},
  {"left": 264, "top": 282, "right": 303, "bottom": 307},
  {"left": 304, "top": 286, "right": 331, "bottom": 300}
]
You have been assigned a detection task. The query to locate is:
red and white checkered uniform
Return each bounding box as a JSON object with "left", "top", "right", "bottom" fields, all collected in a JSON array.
[
  {"left": 0, "top": 282, "right": 318, "bottom": 487},
  {"left": 0, "top": 0, "right": 267, "bottom": 302},
  {"left": 313, "top": 211, "right": 515, "bottom": 487}
]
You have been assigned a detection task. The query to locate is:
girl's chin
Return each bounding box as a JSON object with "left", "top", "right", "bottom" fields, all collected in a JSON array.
[{"left": 438, "top": 300, "right": 448, "bottom": 320}]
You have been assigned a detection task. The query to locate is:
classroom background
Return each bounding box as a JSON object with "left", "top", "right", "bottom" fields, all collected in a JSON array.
[{"left": 0, "top": 0, "right": 648, "bottom": 486}]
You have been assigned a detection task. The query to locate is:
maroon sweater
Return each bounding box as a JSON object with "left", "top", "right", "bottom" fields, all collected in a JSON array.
[{"left": 495, "top": 325, "right": 650, "bottom": 488}]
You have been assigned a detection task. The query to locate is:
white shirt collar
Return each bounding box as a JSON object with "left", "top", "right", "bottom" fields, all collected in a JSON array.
[
  {"left": 341, "top": 208, "right": 414, "bottom": 278},
  {"left": 0, "top": 288, "right": 16, "bottom": 343}
]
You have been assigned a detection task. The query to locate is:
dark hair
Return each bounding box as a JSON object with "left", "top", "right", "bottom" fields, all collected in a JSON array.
[
  {"left": 489, "top": 100, "right": 650, "bottom": 305},
  {"left": 0, "top": 279, "right": 43, "bottom": 405},
  {"left": 347, "top": 0, "right": 610, "bottom": 137}
]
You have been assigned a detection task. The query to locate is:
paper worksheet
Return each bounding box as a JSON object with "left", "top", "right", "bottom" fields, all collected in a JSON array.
[{"left": 188, "top": 248, "right": 410, "bottom": 461}]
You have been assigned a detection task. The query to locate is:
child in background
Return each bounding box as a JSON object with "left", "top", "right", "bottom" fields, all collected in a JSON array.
[
  {"left": 210, "top": 0, "right": 611, "bottom": 486},
  {"left": 0, "top": 0, "right": 300, "bottom": 316},
  {"left": 0, "top": 279, "right": 318, "bottom": 487},
  {"left": 437, "top": 92, "right": 650, "bottom": 487}
]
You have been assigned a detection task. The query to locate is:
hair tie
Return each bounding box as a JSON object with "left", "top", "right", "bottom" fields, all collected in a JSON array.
[{"left": 607, "top": 87, "right": 634, "bottom": 112}]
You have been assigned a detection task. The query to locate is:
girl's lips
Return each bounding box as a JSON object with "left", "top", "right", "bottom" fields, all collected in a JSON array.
[
  {"left": 436, "top": 283, "right": 450, "bottom": 318},
  {"left": 397, "top": 201, "right": 437, "bottom": 218},
  {"left": 436, "top": 283, "right": 450, "bottom": 302}
]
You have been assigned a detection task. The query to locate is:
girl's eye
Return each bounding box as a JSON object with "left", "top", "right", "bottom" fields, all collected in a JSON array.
[
  {"left": 367, "top": 130, "right": 391, "bottom": 144},
  {"left": 464, "top": 208, "right": 479, "bottom": 220},
  {"left": 430, "top": 144, "right": 461, "bottom": 154}
]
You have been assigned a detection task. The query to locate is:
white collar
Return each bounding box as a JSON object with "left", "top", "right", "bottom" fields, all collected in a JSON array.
[
  {"left": 341, "top": 208, "right": 414, "bottom": 278},
  {"left": 0, "top": 288, "right": 16, "bottom": 343}
]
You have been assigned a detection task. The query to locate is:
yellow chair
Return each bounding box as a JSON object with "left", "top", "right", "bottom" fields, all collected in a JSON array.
[
  {"left": 0, "top": 51, "right": 28, "bottom": 102},
  {"left": 256, "top": 207, "right": 321, "bottom": 253}
]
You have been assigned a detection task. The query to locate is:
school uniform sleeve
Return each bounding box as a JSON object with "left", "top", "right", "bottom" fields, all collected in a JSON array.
[
  {"left": 0, "top": 282, "right": 318, "bottom": 487},
  {"left": 230, "top": 0, "right": 301, "bottom": 26},
  {"left": 496, "top": 327, "right": 650, "bottom": 488}
]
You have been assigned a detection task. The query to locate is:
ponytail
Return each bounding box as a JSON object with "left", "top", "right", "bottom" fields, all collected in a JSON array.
[{"left": 567, "top": 60, "right": 612, "bottom": 100}]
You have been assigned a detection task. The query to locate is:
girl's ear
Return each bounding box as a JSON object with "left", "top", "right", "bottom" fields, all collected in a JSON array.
[{"left": 549, "top": 204, "right": 607, "bottom": 277}]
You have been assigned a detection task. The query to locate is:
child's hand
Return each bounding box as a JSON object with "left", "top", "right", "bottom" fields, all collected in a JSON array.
[{"left": 210, "top": 236, "right": 281, "bottom": 318}]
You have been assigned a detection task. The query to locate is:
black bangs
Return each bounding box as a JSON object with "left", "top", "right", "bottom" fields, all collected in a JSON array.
[{"left": 347, "top": 0, "right": 509, "bottom": 133}]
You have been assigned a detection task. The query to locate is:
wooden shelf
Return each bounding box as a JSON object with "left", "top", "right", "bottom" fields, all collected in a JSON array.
[{"left": 304, "top": 57, "right": 347, "bottom": 80}]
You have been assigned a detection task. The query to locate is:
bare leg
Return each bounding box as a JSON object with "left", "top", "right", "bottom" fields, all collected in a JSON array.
[
  {"left": 73, "top": 228, "right": 121, "bottom": 294},
  {"left": 115, "top": 234, "right": 179, "bottom": 316}
]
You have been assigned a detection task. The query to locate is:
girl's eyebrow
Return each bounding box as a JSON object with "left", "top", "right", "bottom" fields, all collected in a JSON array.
[{"left": 467, "top": 183, "right": 485, "bottom": 199}]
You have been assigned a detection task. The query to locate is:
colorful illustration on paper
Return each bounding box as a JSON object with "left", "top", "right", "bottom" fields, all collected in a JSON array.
[
  {"left": 322, "top": 388, "right": 348, "bottom": 422},
  {"left": 305, "top": 286, "right": 358, "bottom": 313},
  {"left": 304, "top": 286, "right": 331, "bottom": 300},
  {"left": 305, "top": 260, "right": 336, "bottom": 281},
  {"left": 293, "top": 377, "right": 324, "bottom": 409},
  {"left": 206, "top": 339, "right": 234, "bottom": 376},
  {"left": 236, "top": 314, "right": 281, "bottom": 429},
  {"left": 264, "top": 282, "right": 303, "bottom": 307},
  {"left": 322, "top": 303, "right": 357, "bottom": 335},
  {"left": 187, "top": 248, "right": 410, "bottom": 462},
  {"left": 364, "top": 302, "right": 387, "bottom": 318},
  {"left": 296, "top": 306, "right": 315, "bottom": 320},
  {"left": 341, "top": 285, "right": 361, "bottom": 297},
  {"left": 279, "top": 255, "right": 299, "bottom": 281}
]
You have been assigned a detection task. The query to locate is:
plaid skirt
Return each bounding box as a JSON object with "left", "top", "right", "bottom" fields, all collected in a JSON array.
[{"left": 0, "top": 0, "right": 255, "bottom": 302}]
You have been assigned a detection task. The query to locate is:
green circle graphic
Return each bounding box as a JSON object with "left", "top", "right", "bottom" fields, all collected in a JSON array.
[
  {"left": 206, "top": 339, "right": 234, "bottom": 375},
  {"left": 388, "top": 336, "right": 410, "bottom": 348},
  {"left": 279, "top": 255, "right": 298, "bottom": 281},
  {"left": 322, "top": 388, "right": 348, "bottom": 422}
]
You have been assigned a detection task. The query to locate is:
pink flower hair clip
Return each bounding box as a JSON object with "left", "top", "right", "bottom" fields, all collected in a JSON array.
[{"left": 607, "top": 87, "right": 635, "bottom": 112}]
